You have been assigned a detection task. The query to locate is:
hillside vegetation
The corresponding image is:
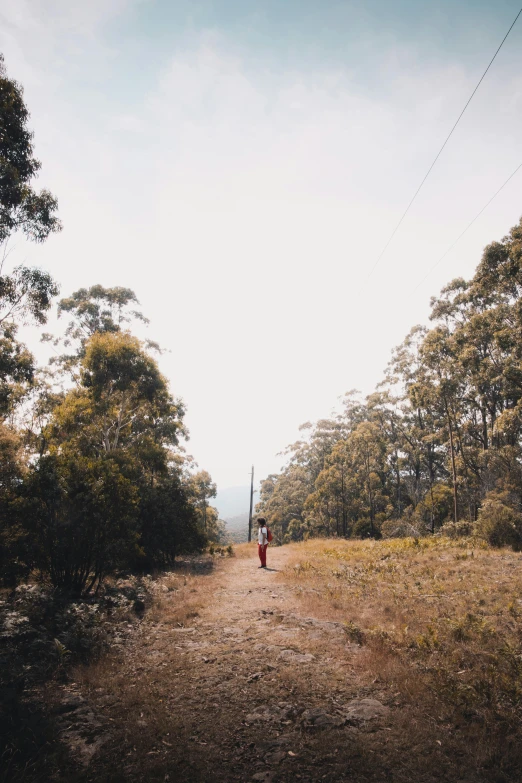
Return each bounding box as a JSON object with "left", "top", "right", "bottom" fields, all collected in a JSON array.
[
  {"left": 282, "top": 536, "right": 522, "bottom": 777},
  {"left": 224, "top": 512, "right": 250, "bottom": 543}
]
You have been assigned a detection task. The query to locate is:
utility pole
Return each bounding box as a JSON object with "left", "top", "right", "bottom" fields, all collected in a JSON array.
[{"left": 247, "top": 465, "right": 254, "bottom": 543}]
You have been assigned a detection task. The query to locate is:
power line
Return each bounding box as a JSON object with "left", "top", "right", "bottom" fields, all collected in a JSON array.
[
  {"left": 413, "top": 160, "right": 522, "bottom": 291},
  {"left": 365, "top": 6, "right": 522, "bottom": 282}
]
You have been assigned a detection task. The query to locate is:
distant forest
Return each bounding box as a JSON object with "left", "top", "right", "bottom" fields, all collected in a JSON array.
[
  {"left": 257, "top": 216, "right": 522, "bottom": 548},
  {"left": 224, "top": 513, "right": 250, "bottom": 543},
  {"left": 0, "top": 55, "right": 225, "bottom": 594}
]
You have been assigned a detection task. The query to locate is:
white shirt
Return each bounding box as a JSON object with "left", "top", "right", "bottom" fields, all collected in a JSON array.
[{"left": 258, "top": 526, "right": 268, "bottom": 545}]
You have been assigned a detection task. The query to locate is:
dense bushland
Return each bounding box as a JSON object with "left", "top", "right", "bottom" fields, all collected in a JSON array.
[{"left": 258, "top": 217, "right": 522, "bottom": 548}]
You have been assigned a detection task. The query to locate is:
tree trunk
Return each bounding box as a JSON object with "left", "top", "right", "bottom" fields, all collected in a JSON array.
[
  {"left": 341, "top": 463, "right": 348, "bottom": 537},
  {"left": 443, "top": 394, "right": 458, "bottom": 524}
]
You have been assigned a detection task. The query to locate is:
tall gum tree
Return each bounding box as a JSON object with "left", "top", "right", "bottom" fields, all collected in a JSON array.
[
  {"left": 48, "top": 331, "right": 185, "bottom": 465},
  {"left": 0, "top": 53, "right": 61, "bottom": 410}
]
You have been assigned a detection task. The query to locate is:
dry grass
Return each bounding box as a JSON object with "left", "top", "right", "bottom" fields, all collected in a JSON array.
[
  {"left": 147, "top": 572, "right": 206, "bottom": 625},
  {"left": 232, "top": 542, "right": 253, "bottom": 559},
  {"left": 70, "top": 557, "right": 225, "bottom": 782},
  {"left": 281, "top": 536, "right": 522, "bottom": 776}
]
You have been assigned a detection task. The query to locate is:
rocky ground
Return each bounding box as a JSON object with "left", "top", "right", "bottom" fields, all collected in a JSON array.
[{"left": 0, "top": 572, "right": 156, "bottom": 782}]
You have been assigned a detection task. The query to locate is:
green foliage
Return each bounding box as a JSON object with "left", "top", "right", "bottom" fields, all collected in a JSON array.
[
  {"left": 23, "top": 331, "right": 210, "bottom": 590},
  {"left": 4, "top": 325, "right": 212, "bottom": 591},
  {"left": 352, "top": 517, "right": 381, "bottom": 539},
  {"left": 381, "top": 512, "right": 426, "bottom": 539},
  {"left": 0, "top": 266, "right": 59, "bottom": 415},
  {"left": 415, "top": 483, "right": 453, "bottom": 531},
  {"left": 49, "top": 331, "right": 184, "bottom": 461},
  {"left": 0, "top": 55, "right": 60, "bottom": 419},
  {"left": 0, "top": 422, "right": 30, "bottom": 585},
  {"left": 59, "top": 285, "right": 147, "bottom": 336},
  {"left": 185, "top": 470, "right": 221, "bottom": 540},
  {"left": 136, "top": 471, "right": 206, "bottom": 569},
  {"left": 0, "top": 55, "right": 61, "bottom": 242},
  {"left": 259, "top": 216, "right": 522, "bottom": 548},
  {"left": 439, "top": 520, "right": 475, "bottom": 539},
  {"left": 0, "top": 55, "right": 214, "bottom": 597},
  {"left": 19, "top": 454, "right": 138, "bottom": 595},
  {"left": 475, "top": 494, "right": 522, "bottom": 550}
]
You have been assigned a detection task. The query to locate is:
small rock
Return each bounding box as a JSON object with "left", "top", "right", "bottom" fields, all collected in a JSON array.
[
  {"left": 343, "top": 698, "right": 389, "bottom": 723},
  {"left": 300, "top": 708, "right": 344, "bottom": 729},
  {"left": 252, "top": 773, "right": 274, "bottom": 782},
  {"left": 278, "top": 649, "right": 315, "bottom": 663},
  {"left": 248, "top": 672, "right": 263, "bottom": 682},
  {"left": 245, "top": 703, "right": 301, "bottom": 724},
  {"left": 245, "top": 706, "right": 274, "bottom": 723},
  {"left": 265, "top": 750, "right": 286, "bottom": 764},
  {"left": 278, "top": 704, "right": 301, "bottom": 721}
]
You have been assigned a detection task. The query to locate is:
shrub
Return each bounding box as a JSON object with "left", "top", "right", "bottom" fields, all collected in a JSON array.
[
  {"left": 20, "top": 454, "right": 139, "bottom": 596},
  {"left": 439, "top": 520, "right": 475, "bottom": 539},
  {"left": 415, "top": 483, "right": 454, "bottom": 531},
  {"left": 137, "top": 473, "right": 205, "bottom": 569},
  {"left": 475, "top": 495, "right": 522, "bottom": 550},
  {"left": 352, "top": 517, "right": 381, "bottom": 539},
  {"left": 381, "top": 517, "right": 426, "bottom": 539}
]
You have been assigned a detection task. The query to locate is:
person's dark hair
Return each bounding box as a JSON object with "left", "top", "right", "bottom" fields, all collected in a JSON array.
[{"left": 257, "top": 517, "right": 266, "bottom": 525}]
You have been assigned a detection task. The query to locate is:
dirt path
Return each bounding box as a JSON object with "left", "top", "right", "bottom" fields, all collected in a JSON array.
[{"left": 62, "top": 547, "right": 401, "bottom": 783}]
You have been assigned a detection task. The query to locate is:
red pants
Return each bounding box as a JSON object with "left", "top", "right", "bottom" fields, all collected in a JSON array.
[{"left": 258, "top": 544, "right": 267, "bottom": 567}]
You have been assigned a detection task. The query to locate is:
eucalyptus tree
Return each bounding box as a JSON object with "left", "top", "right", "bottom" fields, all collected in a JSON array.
[
  {"left": 57, "top": 285, "right": 148, "bottom": 344},
  {"left": 0, "top": 54, "right": 61, "bottom": 242},
  {"left": 256, "top": 463, "right": 313, "bottom": 543},
  {"left": 0, "top": 54, "right": 61, "bottom": 583},
  {"left": 48, "top": 331, "right": 185, "bottom": 463},
  {"left": 0, "top": 52, "right": 61, "bottom": 415},
  {"left": 306, "top": 439, "right": 361, "bottom": 538},
  {"left": 260, "top": 218, "right": 522, "bottom": 540},
  {"left": 185, "top": 470, "right": 218, "bottom": 536}
]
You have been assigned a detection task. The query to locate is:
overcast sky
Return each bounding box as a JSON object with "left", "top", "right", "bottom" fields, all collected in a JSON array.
[{"left": 1, "top": 0, "right": 522, "bottom": 492}]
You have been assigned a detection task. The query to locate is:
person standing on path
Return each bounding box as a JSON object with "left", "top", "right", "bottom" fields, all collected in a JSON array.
[{"left": 257, "top": 517, "right": 268, "bottom": 568}]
